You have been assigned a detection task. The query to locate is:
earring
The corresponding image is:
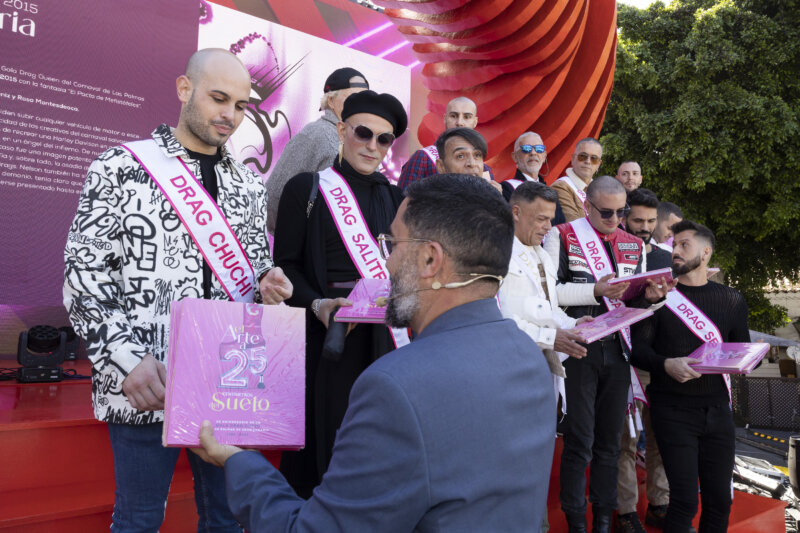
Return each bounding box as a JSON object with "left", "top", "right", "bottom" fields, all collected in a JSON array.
[{"left": 338, "top": 142, "right": 343, "bottom": 165}]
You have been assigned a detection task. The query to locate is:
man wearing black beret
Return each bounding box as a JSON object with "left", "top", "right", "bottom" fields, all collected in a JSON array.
[{"left": 271, "top": 90, "right": 409, "bottom": 497}]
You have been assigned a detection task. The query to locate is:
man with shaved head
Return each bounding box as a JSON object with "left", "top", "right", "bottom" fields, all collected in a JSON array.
[
  {"left": 64, "top": 48, "right": 293, "bottom": 531},
  {"left": 501, "top": 131, "right": 565, "bottom": 223},
  {"left": 397, "top": 96, "right": 496, "bottom": 189},
  {"left": 552, "top": 137, "right": 604, "bottom": 222},
  {"left": 544, "top": 176, "right": 673, "bottom": 533}
]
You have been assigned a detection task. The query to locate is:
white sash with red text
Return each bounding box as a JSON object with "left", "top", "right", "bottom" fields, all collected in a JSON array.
[
  {"left": 570, "top": 218, "right": 647, "bottom": 404},
  {"left": 506, "top": 179, "right": 524, "bottom": 190},
  {"left": 664, "top": 289, "right": 731, "bottom": 401},
  {"left": 557, "top": 175, "right": 589, "bottom": 217},
  {"left": 123, "top": 139, "right": 255, "bottom": 302},
  {"left": 317, "top": 168, "right": 410, "bottom": 348},
  {"left": 421, "top": 145, "right": 439, "bottom": 165}
]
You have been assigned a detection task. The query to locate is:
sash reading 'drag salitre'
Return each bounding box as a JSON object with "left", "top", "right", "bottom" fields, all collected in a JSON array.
[
  {"left": 570, "top": 218, "right": 647, "bottom": 405},
  {"left": 556, "top": 176, "right": 589, "bottom": 217},
  {"left": 123, "top": 139, "right": 255, "bottom": 303},
  {"left": 317, "top": 168, "right": 410, "bottom": 348},
  {"left": 664, "top": 289, "right": 730, "bottom": 401}
]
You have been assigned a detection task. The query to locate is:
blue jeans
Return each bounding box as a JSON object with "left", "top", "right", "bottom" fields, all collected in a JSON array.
[{"left": 107, "top": 422, "right": 242, "bottom": 533}]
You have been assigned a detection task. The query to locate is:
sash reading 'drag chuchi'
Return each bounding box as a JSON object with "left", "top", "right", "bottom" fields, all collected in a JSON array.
[
  {"left": 317, "top": 167, "right": 410, "bottom": 348},
  {"left": 123, "top": 139, "right": 255, "bottom": 303}
]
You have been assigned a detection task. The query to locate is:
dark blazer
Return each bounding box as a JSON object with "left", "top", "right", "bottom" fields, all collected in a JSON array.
[{"left": 223, "top": 299, "right": 556, "bottom": 532}]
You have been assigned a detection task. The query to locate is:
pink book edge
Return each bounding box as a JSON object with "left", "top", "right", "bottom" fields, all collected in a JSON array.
[
  {"left": 689, "top": 342, "right": 770, "bottom": 374},
  {"left": 572, "top": 307, "right": 654, "bottom": 344}
]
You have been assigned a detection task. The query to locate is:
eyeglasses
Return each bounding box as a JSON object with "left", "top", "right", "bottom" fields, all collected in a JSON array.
[
  {"left": 575, "top": 152, "right": 601, "bottom": 164},
  {"left": 519, "top": 144, "right": 546, "bottom": 154},
  {"left": 587, "top": 199, "right": 630, "bottom": 220},
  {"left": 377, "top": 234, "right": 432, "bottom": 260},
  {"left": 346, "top": 123, "right": 396, "bottom": 148}
]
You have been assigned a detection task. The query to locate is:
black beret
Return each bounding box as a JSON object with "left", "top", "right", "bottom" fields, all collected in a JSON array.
[
  {"left": 341, "top": 90, "right": 408, "bottom": 138},
  {"left": 323, "top": 67, "right": 369, "bottom": 93}
]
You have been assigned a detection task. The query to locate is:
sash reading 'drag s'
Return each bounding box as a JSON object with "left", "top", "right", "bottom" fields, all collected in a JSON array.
[
  {"left": 421, "top": 145, "right": 439, "bottom": 165},
  {"left": 571, "top": 218, "right": 646, "bottom": 404},
  {"left": 123, "top": 139, "right": 255, "bottom": 303},
  {"left": 317, "top": 168, "right": 410, "bottom": 348},
  {"left": 664, "top": 289, "right": 731, "bottom": 401},
  {"left": 556, "top": 176, "right": 589, "bottom": 217}
]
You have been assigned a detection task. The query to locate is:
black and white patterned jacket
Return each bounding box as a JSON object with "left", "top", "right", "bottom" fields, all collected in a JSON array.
[{"left": 63, "top": 124, "right": 273, "bottom": 424}]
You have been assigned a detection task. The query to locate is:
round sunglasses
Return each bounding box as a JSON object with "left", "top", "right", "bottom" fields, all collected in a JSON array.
[{"left": 346, "top": 122, "right": 396, "bottom": 148}]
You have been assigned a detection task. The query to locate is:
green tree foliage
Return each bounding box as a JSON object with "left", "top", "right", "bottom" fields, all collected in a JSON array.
[{"left": 601, "top": 0, "right": 800, "bottom": 332}]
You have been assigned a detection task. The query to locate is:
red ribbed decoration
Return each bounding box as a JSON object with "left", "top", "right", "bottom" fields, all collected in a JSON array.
[{"left": 372, "top": 0, "right": 617, "bottom": 182}]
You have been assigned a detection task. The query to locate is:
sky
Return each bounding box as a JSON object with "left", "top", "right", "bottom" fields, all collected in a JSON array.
[{"left": 618, "top": 0, "right": 658, "bottom": 8}]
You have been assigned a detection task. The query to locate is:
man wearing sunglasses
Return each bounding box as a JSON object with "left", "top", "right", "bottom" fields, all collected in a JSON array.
[
  {"left": 544, "top": 176, "right": 673, "bottom": 533},
  {"left": 397, "top": 96, "right": 495, "bottom": 190},
  {"left": 265, "top": 67, "right": 369, "bottom": 234},
  {"left": 552, "top": 137, "right": 604, "bottom": 222},
  {"left": 501, "top": 132, "right": 566, "bottom": 224}
]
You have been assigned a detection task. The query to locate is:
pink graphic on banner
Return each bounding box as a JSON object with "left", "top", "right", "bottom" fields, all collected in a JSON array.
[{"left": 198, "top": 3, "right": 411, "bottom": 183}]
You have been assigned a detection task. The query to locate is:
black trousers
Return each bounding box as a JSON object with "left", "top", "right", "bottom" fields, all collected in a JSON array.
[
  {"left": 560, "top": 338, "right": 630, "bottom": 515},
  {"left": 649, "top": 399, "right": 735, "bottom": 533}
]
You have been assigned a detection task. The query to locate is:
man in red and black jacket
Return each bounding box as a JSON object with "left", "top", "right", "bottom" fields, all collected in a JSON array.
[{"left": 543, "top": 176, "right": 672, "bottom": 533}]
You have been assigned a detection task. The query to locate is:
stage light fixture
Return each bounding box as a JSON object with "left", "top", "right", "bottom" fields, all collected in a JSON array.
[{"left": 17, "top": 325, "right": 66, "bottom": 383}]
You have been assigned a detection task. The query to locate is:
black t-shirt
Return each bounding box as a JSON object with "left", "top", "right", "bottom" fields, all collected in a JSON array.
[{"left": 185, "top": 147, "right": 222, "bottom": 299}]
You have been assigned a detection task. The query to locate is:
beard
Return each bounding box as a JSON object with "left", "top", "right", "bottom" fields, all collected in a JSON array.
[
  {"left": 635, "top": 231, "right": 652, "bottom": 245},
  {"left": 672, "top": 253, "right": 702, "bottom": 276},
  {"left": 385, "top": 255, "right": 420, "bottom": 329},
  {"left": 184, "top": 93, "right": 234, "bottom": 148}
]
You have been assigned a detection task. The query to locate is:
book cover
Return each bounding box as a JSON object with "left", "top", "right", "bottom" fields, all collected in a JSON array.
[
  {"left": 163, "top": 298, "right": 305, "bottom": 449},
  {"left": 334, "top": 278, "right": 391, "bottom": 324},
  {"left": 608, "top": 267, "right": 674, "bottom": 301},
  {"left": 571, "top": 306, "right": 654, "bottom": 344},
  {"left": 687, "top": 342, "right": 770, "bottom": 374}
]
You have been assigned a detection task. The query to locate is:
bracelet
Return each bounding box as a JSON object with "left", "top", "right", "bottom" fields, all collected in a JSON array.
[{"left": 311, "top": 299, "right": 323, "bottom": 318}]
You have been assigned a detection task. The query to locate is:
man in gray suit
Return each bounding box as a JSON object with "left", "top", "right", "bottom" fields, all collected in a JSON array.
[{"left": 195, "top": 174, "right": 556, "bottom": 532}]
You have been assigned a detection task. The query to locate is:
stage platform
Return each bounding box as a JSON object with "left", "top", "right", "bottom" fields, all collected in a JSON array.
[{"left": 0, "top": 361, "right": 787, "bottom": 532}]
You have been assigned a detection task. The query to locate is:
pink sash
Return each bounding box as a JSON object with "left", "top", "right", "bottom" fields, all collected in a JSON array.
[
  {"left": 123, "top": 139, "right": 255, "bottom": 302},
  {"left": 317, "top": 167, "right": 410, "bottom": 348}
]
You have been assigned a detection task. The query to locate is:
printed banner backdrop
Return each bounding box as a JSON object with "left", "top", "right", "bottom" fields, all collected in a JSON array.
[
  {"left": 198, "top": 3, "right": 411, "bottom": 182},
  {"left": 0, "top": 1, "right": 198, "bottom": 353}
]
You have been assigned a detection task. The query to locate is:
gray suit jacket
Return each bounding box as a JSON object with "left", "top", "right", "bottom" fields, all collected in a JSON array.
[{"left": 224, "top": 299, "right": 556, "bottom": 532}]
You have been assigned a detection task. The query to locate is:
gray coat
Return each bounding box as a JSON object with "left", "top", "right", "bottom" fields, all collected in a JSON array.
[{"left": 266, "top": 109, "right": 339, "bottom": 233}]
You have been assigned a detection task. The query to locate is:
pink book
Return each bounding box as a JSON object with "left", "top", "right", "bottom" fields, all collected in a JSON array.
[
  {"left": 608, "top": 267, "right": 673, "bottom": 301},
  {"left": 334, "top": 278, "right": 390, "bottom": 324},
  {"left": 571, "top": 306, "right": 654, "bottom": 344},
  {"left": 687, "top": 342, "right": 769, "bottom": 374},
  {"left": 163, "top": 298, "right": 305, "bottom": 449}
]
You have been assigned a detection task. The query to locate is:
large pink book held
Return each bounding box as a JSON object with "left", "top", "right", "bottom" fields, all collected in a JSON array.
[
  {"left": 608, "top": 267, "right": 674, "bottom": 301},
  {"left": 334, "top": 278, "right": 390, "bottom": 324},
  {"left": 571, "top": 306, "right": 654, "bottom": 344},
  {"left": 163, "top": 298, "right": 305, "bottom": 449},
  {"left": 687, "top": 342, "right": 769, "bottom": 374}
]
